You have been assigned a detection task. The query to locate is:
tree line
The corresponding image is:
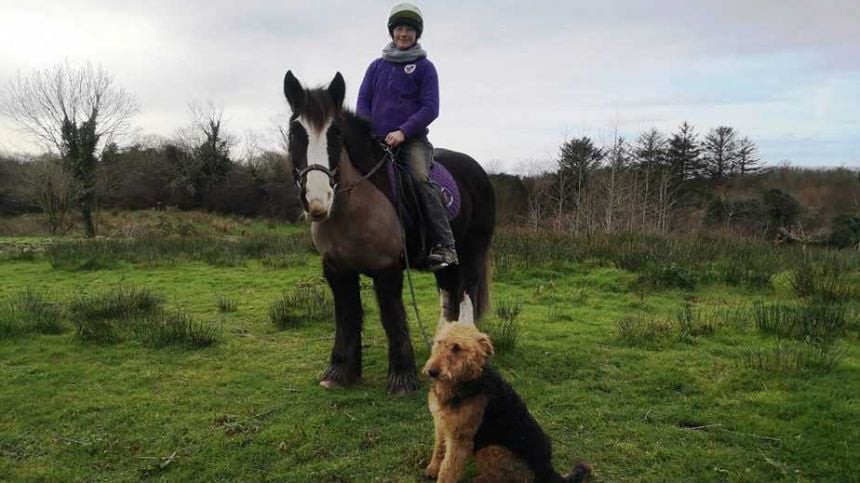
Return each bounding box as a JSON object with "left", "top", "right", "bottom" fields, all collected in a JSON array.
[
  {"left": 0, "top": 62, "right": 302, "bottom": 235},
  {"left": 1, "top": 61, "right": 857, "bottom": 247}
]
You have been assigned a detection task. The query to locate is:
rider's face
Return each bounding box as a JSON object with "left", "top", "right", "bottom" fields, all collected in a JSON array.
[{"left": 392, "top": 25, "right": 417, "bottom": 50}]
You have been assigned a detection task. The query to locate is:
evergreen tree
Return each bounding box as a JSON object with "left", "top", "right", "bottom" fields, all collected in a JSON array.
[
  {"left": 735, "top": 136, "right": 761, "bottom": 175},
  {"left": 702, "top": 126, "right": 739, "bottom": 181},
  {"left": 632, "top": 128, "right": 667, "bottom": 170},
  {"left": 666, "top": 122, "right": 702, "bottom": 183}
]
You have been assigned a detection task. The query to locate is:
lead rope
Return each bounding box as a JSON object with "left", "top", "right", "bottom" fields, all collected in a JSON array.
[{"left": 383, "top": 143, "right": 433, "bottom": 350}]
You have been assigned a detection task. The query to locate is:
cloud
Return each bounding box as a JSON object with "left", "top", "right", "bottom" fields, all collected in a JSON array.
[{"left": 1, "top": 0, "right": 858, "bottom": 167}]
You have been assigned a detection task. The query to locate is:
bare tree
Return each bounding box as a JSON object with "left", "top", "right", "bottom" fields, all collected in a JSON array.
[
  {"left": 1, "top": 62, "right": 138, "bottom": 236},
  {"left": 167, "top": 101, "right": 236, "bottom": 204},
  {"left": 632, "top": 128, "right": 667, "bottom": 230},
  {"left": 22, "top": 155, "right": 76, "bottom": 235}
]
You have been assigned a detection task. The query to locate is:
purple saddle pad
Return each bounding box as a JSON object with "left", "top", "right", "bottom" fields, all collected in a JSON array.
[{"left": 387, "top": 160, "right": 461, "bottom": 220}]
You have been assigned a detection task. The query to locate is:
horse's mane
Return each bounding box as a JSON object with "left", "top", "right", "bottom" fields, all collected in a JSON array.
[
  {"left": 339, "top": 109, "right": 383, "bottom": 174},
  {"left": 296, "top": 85, "right": 380, "bottom": 175}
]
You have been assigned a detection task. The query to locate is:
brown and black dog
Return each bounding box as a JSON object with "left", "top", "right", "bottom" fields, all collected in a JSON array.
[{"left": 423, "top": 323, "right": 591, "bottom": 483}]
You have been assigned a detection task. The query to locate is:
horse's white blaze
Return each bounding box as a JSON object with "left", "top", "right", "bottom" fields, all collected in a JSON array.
[
  {"left": 457, "top": 294, "right": 475, "bottom": 326},
  {"left": 298, "top": 117, "right": 334, "bottom": 217},
  {"left": 436, "top": 289, "right": 451, "bottom": 334}
]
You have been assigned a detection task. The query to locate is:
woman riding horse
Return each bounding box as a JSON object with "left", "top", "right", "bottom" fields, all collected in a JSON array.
[
  {"left": 282, "top": 5, "right": 494, "bottom": 394},
  {"left": 357, "top": 2, "right": 457, "bottom": 270}
]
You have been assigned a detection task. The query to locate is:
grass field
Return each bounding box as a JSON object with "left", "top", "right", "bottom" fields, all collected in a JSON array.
[{"left": 1, "top": 212, "right": 858, "bottom": 482}]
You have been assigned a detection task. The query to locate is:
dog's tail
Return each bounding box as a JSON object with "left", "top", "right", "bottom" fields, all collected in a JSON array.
[{"left": 563, "top": 460, "right": 593, "bottom": 483}]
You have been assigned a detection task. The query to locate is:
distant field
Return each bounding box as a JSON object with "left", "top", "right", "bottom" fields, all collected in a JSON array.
[{"left": 1, "top": 213, "right": 858, "bottom": 481}]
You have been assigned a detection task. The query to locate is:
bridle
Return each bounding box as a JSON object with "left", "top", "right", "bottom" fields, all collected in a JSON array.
[
  {"left": 293, "top": 141, "right": 396, "bottom": 195},
  {"left": 293, "top": 163, "right": 340, "bottom": 190}
]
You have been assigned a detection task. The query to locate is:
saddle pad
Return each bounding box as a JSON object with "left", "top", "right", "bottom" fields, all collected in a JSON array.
[{"left": 387, "top": 160, "right": 461, "bottom": 221}]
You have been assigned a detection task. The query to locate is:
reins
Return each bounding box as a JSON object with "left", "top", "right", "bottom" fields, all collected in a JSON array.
[
  {"left": 334, "top": 147, "right": 390, "bottom": 194},
  {"left": 385, "top": 144, "right": 433, "bottom": 349},
  {"left": 297, "top": 140, "right": 433, "bottom": 349}
]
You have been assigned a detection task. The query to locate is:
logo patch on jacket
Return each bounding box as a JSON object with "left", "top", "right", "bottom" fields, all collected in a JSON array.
[{"left": 404, "top": 64, "right": 416, "bottom": 74}]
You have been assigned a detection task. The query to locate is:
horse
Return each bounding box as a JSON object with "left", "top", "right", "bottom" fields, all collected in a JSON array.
[{"left": 282, "top": 71, "right": 495, "bottom": 394}]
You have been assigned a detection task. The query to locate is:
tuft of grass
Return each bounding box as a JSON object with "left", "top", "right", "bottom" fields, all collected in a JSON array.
[
  {"left": 482, "top": 300, "right": 521, "bottom": 351},
  {"left": 69, "top": 285, "right": 164, "bottom": 343},
  {"left": 636, "top": 263, "right": 697, "bottom": 290},
  {"left": 216, "top": 295, "right": 238, "bottom": 313},
  {"left": 789, "top": 250, "right": 857, "bottom": 302},
  {"left": 674, "top": 303, "right": 717, "bottom": 339},
  {"left": 133, "top": 311, "right": 219, "bottom": 348},
  {"left": 740, "top": 341, "right": 847, "bottom": 374},
  {"left": 42, "top": 233, "right": 315, "bottom": 271},
  {"left": 0, "top": 289, "right": 64, "bottom": 338},
  {"left": 70, "top": 285, "right": 163, "bottom": 322},
  {"left": 616, "top": 316, "right": 675, "bottom": 345},
  {"left": 269, "top": 281, "right": 333, "bottom": 330},
  {"left": 753, "top": 303, "right": 847, "bottom": 343}
]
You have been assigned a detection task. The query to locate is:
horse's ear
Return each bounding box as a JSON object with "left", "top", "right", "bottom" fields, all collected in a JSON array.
[
  {"left": 328, "top": 72, "right": 345, "bottom": 110},
  {"left": 284, "top": 70, "right": 304, "bottom": 112}
]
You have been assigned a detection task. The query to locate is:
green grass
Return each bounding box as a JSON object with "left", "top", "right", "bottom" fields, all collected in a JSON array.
[{"left": 0, "top": 225, "right": 858, "bottom": 481}]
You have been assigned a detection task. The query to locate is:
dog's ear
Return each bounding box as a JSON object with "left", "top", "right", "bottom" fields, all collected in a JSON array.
[{"left": 477, "top": 332, "right": 494, "bottom": 357}]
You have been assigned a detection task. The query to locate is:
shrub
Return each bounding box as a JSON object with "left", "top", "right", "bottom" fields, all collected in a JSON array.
[{"left": 828, "top": 212, "right": 860, "bottom": 249}]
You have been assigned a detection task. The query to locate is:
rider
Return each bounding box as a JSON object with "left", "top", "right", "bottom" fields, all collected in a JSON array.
[{"left": 356, "top": 2, "right": 458, "bottom": 270}]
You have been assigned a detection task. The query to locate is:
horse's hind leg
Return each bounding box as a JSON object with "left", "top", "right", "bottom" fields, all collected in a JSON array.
[
  {"left": 434, "top": 266, "right": 464, "bottom": 329},
  {"left": 372, "top": 268, "right": 420, "bottom": 394},
  {"left": 321, "top": 264, "right": 362, "bottom": 388}
]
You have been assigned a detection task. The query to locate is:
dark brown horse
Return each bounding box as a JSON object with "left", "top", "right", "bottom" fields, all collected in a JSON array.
[{"left": 283, "top": 71, "right": 495, "bottom": 393}]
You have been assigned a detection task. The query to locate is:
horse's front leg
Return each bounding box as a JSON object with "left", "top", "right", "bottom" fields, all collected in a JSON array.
[
  {"left": 372, "top": 268, "right": 420, "bottom": 394},
  {"left": 321, "top": 263, "right": 363, "bottom": 388}
]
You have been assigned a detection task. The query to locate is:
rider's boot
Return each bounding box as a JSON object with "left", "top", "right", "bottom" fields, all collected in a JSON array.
[{"left": 417, "top": 180, "right": 458, "bottom": 270}]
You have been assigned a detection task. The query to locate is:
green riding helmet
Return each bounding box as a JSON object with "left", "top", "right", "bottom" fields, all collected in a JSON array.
[{"left": 388, "top": 3, "right": 423, "bottom": 38}]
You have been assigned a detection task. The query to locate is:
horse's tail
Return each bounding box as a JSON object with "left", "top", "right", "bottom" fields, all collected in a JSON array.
[{"left": 473, "top": 248, "right": 491, "bottom": 320}]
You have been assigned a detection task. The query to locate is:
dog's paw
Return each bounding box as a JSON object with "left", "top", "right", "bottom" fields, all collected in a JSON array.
[{"left": 424, "top": 464, "right": 440, "bottom": 479}]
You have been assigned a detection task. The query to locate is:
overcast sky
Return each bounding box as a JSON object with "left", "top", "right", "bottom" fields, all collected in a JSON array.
[{"left": 1, "top": 0, "right": 858, "bottom": 172}]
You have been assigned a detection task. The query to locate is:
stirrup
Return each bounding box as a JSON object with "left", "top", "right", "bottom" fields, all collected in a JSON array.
[{"left": 428, "top": 245, "right": 458, "bottom": 270}]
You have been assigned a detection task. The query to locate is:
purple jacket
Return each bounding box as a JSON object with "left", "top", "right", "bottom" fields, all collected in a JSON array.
[{"left": 356, "top": 57, "right": 439, "bottom": 139}]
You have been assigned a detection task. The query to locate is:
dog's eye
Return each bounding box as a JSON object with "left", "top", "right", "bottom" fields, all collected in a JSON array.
[{"left": 451, "top": 344, "right": 461, "bottom": 354}]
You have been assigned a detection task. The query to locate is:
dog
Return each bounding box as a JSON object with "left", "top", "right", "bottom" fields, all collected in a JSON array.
[{"left": 422, "top": 322, "right": 592, "bottom": 482}]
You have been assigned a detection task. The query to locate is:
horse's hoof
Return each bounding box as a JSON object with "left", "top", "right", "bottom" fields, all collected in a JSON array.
[
  {"left": 319, "top": 379, "right": 341, "bottom": 389},
  {"left": 320, "top": 365, "right": 359, "bottom": 389},
  {"left": 388, "top": 372, "right": 421, "bottom": 394}
]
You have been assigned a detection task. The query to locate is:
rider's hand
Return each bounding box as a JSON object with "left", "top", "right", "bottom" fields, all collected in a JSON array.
[{"left": 385, "top": 130, "right": 406, "bottom": 147}]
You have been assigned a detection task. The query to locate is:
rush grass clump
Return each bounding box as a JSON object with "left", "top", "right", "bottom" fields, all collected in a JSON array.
[
  {"left": 788, "top": 249, "right": 857, "bottom": 302},
  {"left": 482, "top": 300, "right": 521, "bottom": 351},
  {"left": 269, "top": 281, "right": 333, "bottom": 330},
  {"left": 616, "top": 316, "right": 675, "bottom": 346},
  {"left": 70, "top": 285, "right": 164, "bottom": 343},
  {"left": 44, "top": 233, "right": 314, "bottom": 271},
  {"left": 133, "top": 311, "right": 219, "bottom": 348},
  {"left": 753, "top": 303, "right": 848, "bottom": 343},
  {"left": 0, "top": 289, "right": 64, "bottom": 338},
  {"left": 740, "top": 341, "right": 847, "bottom": 375},
  {"left": 216, "top": 295, "right": 238, "bottom": 313}
]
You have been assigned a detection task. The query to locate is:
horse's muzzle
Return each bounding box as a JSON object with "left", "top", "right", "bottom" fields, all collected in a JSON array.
[{"left": 307, "top": 200, "right": 330, "bottom": 221}]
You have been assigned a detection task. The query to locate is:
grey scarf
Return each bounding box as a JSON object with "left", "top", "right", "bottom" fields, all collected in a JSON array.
[{"left": 381, "top": 42, "right": 427, "bottom": 63}]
